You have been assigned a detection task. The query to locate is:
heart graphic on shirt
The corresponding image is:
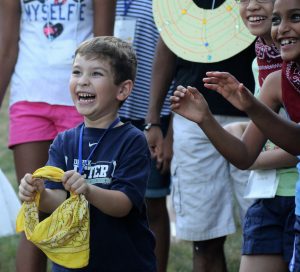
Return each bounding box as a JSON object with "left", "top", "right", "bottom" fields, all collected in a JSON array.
[
  {"left": 54, "top": 0, "right": 67, "bottom": 4},
  {"left": 43, "top": 22, "right": 63, "bottom": 40}
]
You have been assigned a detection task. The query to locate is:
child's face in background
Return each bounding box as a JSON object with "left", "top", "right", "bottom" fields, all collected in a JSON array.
[
  {"left": 69, "top": 54, "right": 121, "bottom": 123},
  {"left": 239, "top": 0, "right": 275, "bottom": 44},
  {"left": 271, "top": 0, "right": 300, "bottom": 63}
]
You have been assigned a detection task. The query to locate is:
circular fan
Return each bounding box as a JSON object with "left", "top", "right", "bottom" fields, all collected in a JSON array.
[{"left": 153, "top": 0, "right": 255, "bottom": 63}]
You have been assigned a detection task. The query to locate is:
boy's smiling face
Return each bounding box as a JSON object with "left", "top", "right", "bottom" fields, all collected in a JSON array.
[
  {"left": 271, "top": 0, "right": 300, "bottom": 62},
  {"left": 239, "top": 0, "right": 274, "bottom": 44},
  {"left": 69, "top": 54, "right": 123, "bottom": 125}
]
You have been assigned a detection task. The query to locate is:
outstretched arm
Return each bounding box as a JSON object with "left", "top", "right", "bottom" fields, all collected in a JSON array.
[
  {"left": 204, "top": 70, "right": 300, "bottom": 155},
  {"left": 0, "top": 0, "right": 20, "bottom": 107},
  {"left": 245, "top": 98, "right": 300, "bottom": 156},
  {"left": 170, "top": 86, "right": 267, "bottom": 169}
]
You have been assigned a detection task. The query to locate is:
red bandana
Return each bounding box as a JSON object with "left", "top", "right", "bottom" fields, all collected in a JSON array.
[
  {"left": 282, "top": 61, "right": 300, "bottom": 123},
  {"left": 255, "top": 37, "right": 282, "bottom": 87}
]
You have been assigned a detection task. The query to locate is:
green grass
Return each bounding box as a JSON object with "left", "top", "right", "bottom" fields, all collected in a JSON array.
[{"left": 0, "top": 92, "right": 242, "bottom": 271}]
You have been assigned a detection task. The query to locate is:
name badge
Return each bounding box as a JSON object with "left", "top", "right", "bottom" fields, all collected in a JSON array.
[
  {"left": 114, "top": 16, "right": 137, "bottom": 44},
  {"left": 244, "top": 169, "right": 278, "bottom": 199}
]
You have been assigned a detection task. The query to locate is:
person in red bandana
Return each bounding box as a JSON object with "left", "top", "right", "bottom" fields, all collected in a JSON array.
[{"left": 170, "top": 0, "right": 300, "bottom": 271}]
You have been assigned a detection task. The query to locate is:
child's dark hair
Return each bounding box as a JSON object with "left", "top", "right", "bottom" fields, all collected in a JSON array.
[{"left": 74, "top": 36, "right": 137, "bottom": 84}]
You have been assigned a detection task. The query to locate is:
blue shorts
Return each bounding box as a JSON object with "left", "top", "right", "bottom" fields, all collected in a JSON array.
[
  {"left": 243, "top": 196, "right": 295, "bottom": 262},
  {"left": 289, "top": 216, "right": 300, "bottom": 272},
  {"left": 120, "top": 115, "right": 171, "bottom": 198}
]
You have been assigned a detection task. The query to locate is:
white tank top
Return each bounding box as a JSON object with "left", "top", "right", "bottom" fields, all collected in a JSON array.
[{"left": 10, "top": 0, "right": 93, "bottom": 106}]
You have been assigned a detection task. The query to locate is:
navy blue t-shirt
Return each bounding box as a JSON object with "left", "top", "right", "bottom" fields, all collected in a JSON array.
[{"left": 45, "top": 122, "right": 156, "bottom": 272}]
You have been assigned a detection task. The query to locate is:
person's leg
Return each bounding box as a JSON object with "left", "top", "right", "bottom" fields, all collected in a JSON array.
[
  {"left": 193, "top": 237, "right": 227, "bottom": 272},
  {"left": 13, "top": 141, "right": 52, "bottom": 272},
  {"left": 242, "top": 197, "right": 295, "bottom": 272},
  {"left": 239, "top": 255, "right": 289, "bottom": 272},
  {"left": 146, "top": 197, "right": 170, "bottom": 272},
  {"left": 9, "top": 102, "right": 82, "bottom": 272}
]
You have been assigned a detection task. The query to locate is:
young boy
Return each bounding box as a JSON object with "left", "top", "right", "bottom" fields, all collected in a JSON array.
[{"left": 18, "top": 36, "right": 157, "bottom": 272}]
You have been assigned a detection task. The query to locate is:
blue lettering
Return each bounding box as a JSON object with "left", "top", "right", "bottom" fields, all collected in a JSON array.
[
  {"left": 41, "top": 4, "right": 48, "bottom": 21},
  {"left": 23, "top": 3, "right": 85, "bottom": 22},
  {"left": 23, "top": 5, "right": 32, "bottom": 21},
  {"left": 50, "top": 4, "right": 57, "bottom": 20},
  {"left": 79, "top": 4, "right": 86, "bottom": 21},
  {"left": 58, "top": 4, "right": 66, "bottom": 21},
  {"left": 31, "top": 4, "right": 39, "bottom": 21},
  {"left": 68, "top": 4, "right": 76, "bottom": 20}
]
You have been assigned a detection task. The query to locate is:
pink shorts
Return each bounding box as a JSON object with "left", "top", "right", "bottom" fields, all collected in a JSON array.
[{"left": 9, "top": 101, "right": 83, "bottom": 148}]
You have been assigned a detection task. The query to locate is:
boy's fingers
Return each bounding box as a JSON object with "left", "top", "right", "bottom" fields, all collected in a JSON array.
[{"left": 62, "top": 170, "right": 76, "bottom": 182}]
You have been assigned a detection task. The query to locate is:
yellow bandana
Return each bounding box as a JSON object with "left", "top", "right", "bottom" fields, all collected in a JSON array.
[{"left": 16, "top": 166, "right": 90, "bottom": 269}]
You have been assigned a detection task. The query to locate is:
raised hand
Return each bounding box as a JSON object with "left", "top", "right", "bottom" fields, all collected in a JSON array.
[
  {"left": 170, "top": 85, "right": 210, "bottom": 124},
  {"left": 203, "top": 71, "right": 254, "bottom": 112}
]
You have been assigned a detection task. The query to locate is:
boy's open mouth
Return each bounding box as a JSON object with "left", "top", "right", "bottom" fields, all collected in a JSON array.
[{"left": 78, "top": 92, "right": 96, "bottom": 102}]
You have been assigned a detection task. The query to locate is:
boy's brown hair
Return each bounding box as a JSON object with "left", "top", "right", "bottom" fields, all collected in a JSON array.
[{"left": 74, "top": 36, "right": 137, "bottom": 85}]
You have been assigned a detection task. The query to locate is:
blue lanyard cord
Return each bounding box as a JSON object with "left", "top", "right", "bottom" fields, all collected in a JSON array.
[
  {"left": 123, "top": 0, "right": 133, "bottom": 17},
  {"left": 78, "top": 117, "right": 120, "bottom": 174}
]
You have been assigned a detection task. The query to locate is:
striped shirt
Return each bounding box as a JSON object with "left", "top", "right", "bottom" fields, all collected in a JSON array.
[{"left": 116, "top": 0, "right": 172, "bottom": 120}]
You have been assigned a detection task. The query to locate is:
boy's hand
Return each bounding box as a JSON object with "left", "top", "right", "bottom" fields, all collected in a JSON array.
[
  {"left": 62, "top": 170, "right": 90, "bottom": 197},
  {"left": 19, "top": 173, "right": 44, "bottom": 202},
  {"left": 203, "top": 71, "right": 254, "bottom": 112},
  {"left": 170, "top": 85, "right": 210, "bottom": 124}
]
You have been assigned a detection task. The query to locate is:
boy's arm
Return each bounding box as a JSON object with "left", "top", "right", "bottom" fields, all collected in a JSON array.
[
  {"left": 224, "top": 122, "right": 298, "bottom": 169},
  {"left": 61, "top": 170, "right": 133, "bottom": 218},
  {"left": 39, "top": 188, "right": 67, "bottom": 213},
  {"left": 0, "top": 0, "right": 20, "bottom": 107},
  {"left": 250, "top": 149, "right": 298, "bottom": 170},
  {"left": 145, "top": 37, "right": 176, "bottom": 164},
  {"left": 85, "top": 186, "right": 133, "bottom": 218},
  {"left": 93, "top": 0, "right": 116, "bottom": 36}
]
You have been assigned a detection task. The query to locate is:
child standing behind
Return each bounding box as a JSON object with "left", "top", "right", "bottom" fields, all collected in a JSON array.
[
  {"left": 18, "top": 36, "right": 156, "bottom": 272},
  {"left": 170, "top": 0, "right": 300, "bottom": 271}
]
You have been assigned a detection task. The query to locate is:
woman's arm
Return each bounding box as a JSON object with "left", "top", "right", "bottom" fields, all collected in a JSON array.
[
  {"left": 93, "top": 0, "right": 116, "bottom": 36},
  {"left": 0, "top": 0, "right": 20, "bottom": 107}
]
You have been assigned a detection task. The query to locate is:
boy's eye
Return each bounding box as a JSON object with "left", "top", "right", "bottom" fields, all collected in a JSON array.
[
  {"left": 92, "top": 71, "right": 103, "bottom": 76},
  {"left": 291, "top": 13, "right": 300, "bottom": 22},
  {"left": 271, "top": 15, "right": 281, "bottom": 26},
  {"left": 72, "top": 70, "right": 81, "bottom": 75}
]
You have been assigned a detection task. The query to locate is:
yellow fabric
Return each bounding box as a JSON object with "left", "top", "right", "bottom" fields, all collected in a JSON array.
[{"left": 16, "top": 166, "right": 90, "bottom": 269}]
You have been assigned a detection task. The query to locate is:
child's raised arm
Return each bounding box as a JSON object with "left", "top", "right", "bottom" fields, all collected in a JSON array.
[
  {"left": 170, "top": 86, "right": 267, "bottom": 169},
  {"left": 203, "top": 71, "right": 256, "bottom": 112}
]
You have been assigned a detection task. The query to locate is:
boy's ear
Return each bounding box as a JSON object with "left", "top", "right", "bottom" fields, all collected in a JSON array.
[{"left": 117, "top": 80, "right": 133, "bottom": 102}]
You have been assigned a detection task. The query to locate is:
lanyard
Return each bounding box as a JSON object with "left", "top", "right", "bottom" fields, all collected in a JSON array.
[
  {"left": 123, "top": 0, "right": 133, "bottom": 17},
  {"left": 78, "top": 117, "right": 120, "bottom": 174}
]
